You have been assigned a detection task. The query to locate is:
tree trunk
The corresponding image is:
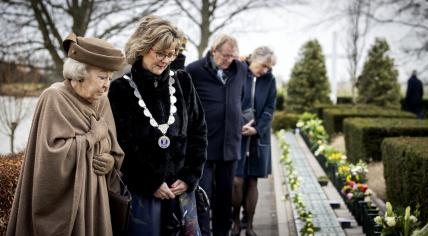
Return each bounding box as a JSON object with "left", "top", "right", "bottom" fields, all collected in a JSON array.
[
  {"left": 10, "top": 128, "right": 16, "bottom": 154},
  {"left": 198, "top": 0, "right": 212, "bottom": 58}
]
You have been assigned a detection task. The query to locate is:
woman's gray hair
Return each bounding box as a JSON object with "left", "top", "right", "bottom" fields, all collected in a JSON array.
[
  {"left": 249, "top": 46, "right": 277, "bottom": 66},
  {"left": 124, "top": 15, "right": 183, "bottom": 65},
  {"left": 63, "top": 58, "right": 88, "bottom": 81}
]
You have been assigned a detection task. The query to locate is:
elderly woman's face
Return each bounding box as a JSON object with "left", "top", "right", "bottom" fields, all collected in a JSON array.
[
  {"left": 71, "top": 67, "right": 112, "bottom": 103},
  {"left": 249, "top": 60, "right": 273, "bottom": 77},
  {"left": 142, "top": 44, "right": 177, "bottom": 75}
]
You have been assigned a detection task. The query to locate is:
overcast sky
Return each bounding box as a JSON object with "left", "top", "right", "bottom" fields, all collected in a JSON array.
[{"left": 172, "top": 1, "right": 421, "bottom": 88}]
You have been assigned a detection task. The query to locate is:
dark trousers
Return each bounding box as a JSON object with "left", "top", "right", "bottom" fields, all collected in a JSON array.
[{"left": 198, "top": 160, "right": 237, "bottom": 236}]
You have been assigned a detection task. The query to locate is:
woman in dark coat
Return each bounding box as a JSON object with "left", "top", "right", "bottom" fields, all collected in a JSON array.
[
  {"left": 231, "top": 46, "right": 277, "bottom": 236},
  {"left": 108, "top": 15, "right": 207, "bottom": 236}
]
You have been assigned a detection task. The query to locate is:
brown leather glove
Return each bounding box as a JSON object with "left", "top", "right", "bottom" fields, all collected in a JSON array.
[
  {"left": 86, "top": 116, "right": 108, "bottom": 147},
  {"left": 93, "top": 153, "right": 115, "bottom": 175}
]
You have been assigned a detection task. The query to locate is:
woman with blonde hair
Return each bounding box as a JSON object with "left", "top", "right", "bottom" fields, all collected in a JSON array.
[{"left": 108, "top": 15, "right": 207, "bottom": 235}]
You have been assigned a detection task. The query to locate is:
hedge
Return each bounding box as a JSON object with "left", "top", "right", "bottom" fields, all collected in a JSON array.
[
  {"left": 343, "top": 118, "right": 428, "bottom": 163},
  {"left": 272, "top": 111, "right": 300, "bottom": 131},
  {"left": 0, "top": 153, "right": 23, "bottom": 234},
  {"left": 336, "top": 96, "right": 353, "bottom": 104},
  {"left": 382, "top": 137, "right": 428, "bottom": 223},
  {"left": 313, "top": 103, "right": 356, "bottom": 118},
  {"left": 323, "top": 106, "right": 416, "bottom": 136}
]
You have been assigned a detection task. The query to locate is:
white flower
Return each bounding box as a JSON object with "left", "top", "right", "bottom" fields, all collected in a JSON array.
[
  {"left": 374, "top": 216, "right": 383, "bottom": 225},
  {"left": 385, "top": 217, "right": 396, "bottom": 227},
  {"left": 296, "top": 121, "right": 304, "bottom": 127},
  {"left": 410, "top": 215, "right": 418, "bottom": 223},
  {"left": 314, "top": 145, "right": 325, "bottom": 156}
]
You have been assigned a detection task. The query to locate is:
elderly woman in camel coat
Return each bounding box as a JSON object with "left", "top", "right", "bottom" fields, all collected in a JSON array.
[{"left": 7, "top": 33, "right": 125, "bottom": 236}]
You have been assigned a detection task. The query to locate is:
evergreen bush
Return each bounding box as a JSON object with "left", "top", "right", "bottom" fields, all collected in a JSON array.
[
  {"left": 272, "top": 111, "right": 300, "bottom": 131},
  {"left": 382, "top": 137, "right": 428, "bottom": 223},
  {"left": 285, "top": 39, "right": 331, "bottom": 113},
  {"left": 343, "top": 118, "right": 428, "bottom": 162},
  {"left": 357, "top": 38, "right": 401, "bottom": 109},
  {"left": 323, "top": 106, "right": 415, "bottom": 136}
]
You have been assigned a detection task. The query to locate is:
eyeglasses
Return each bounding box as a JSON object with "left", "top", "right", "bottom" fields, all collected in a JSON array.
[
  {"left": 151, "top": 48, "right": 177, "bottom": 62},
  {"left": 216, "top": 50, "right": 237, "bottom": 60}
]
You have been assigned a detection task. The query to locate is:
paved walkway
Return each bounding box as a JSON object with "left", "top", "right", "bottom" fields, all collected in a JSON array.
[{"left": 248, "top": 132, "right": 365, "bottom": 235}]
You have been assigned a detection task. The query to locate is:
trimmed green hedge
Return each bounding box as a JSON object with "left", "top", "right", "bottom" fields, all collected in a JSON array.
[
  {"left": 314, "top": 104, "right": 356, "bottom": 118},
  {"left": 272, "top": 111, "right": 300, "bottom": 131},
  {"left": 343, "top": 118, "right": 428, "bottom": 162},
  {"left": 337, "top": 96, "right": 353, "bottom": 104},
  {"left": 382, "top": 137, "right": 428, "bottom": 223},
  {"left": 323, "top": 107, "right": 416, "bottom": 136}
]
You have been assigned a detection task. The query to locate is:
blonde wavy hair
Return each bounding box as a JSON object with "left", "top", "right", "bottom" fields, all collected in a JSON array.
[{"left": 124, "top": 15, "right": 183, "bottom": 65}]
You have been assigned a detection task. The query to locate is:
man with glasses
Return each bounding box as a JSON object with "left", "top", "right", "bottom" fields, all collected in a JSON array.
[{"left": 186, "top": 34, "right": 247, "bottom": 236}]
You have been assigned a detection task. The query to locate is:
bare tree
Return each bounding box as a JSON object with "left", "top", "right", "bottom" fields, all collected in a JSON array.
[
  {"left": 366, "top": 0, "right": 428, "bottom": 72},
  {"left": 0, "top": 0, "right": 167, "bottom": 76},
  {"left": 172, "top": 0, "right": 301, "bottom": 58},
  {"left": 346, "top": 0, "right": 372, "bottom": 102},
  {"left": 0, "top": 62, "right": 39, "bottom": 154}
]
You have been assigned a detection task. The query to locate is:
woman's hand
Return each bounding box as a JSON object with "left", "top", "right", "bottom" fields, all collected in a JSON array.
[
  {"left": 170, "top": 179, "right": 188, "bottom": 196},
  {"left": 242, "top": 120, "right": 257, "bottom": 136},
  {"left": 154, "top": 182, "right": 176, "bottom": 200},
  {"left": 92, "top": 153, "right": 115, "bottom": 175}
]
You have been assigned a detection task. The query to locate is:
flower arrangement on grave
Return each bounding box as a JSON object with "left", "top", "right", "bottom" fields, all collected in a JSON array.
[
  {"left": 293, "top": 194, "right": 320, "bottom": 236},
  {"left": 276, "top": 130, "right": 320, "bottom": 236},
  {"left": 373, "top": 202, "right": 424, "bottom": 236},
  {"left": 341, "top": 175, "right": 369, "bottom": 201},
  {"left": 296, "top": 113, "right": 329, "bottom": 146}
]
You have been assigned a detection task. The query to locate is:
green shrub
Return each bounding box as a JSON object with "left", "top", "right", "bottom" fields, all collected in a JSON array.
[
  {"left": 343, "top": 118, "right": 428, "bottom": 162},
  {"left": 272, "top": 111, "right": 300, "bottom": 131},
  {"left": 336, "top": 96, "right": 353, "bottom": 104},
  {"left": 313, "top": 103, "right": 351, "bottom": 118},
  {"left": 276, "top": 87, "right": 286, "bottom": 111},
  {"left": 323, "top": 106, "right": 415, "bottom": 136},
  {"left": 382, "top": 137, "right": 428, "bottom": 223},
  {"left": 357, "top": 38, "right": 401, "bottom": 109},
  {"left": 285, "top": 39, "right": 331, "bottom": 113}
]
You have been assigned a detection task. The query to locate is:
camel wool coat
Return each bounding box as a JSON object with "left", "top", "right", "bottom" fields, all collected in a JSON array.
[{"left": 6, "top": 81, "right": 124, "bottom": 236}]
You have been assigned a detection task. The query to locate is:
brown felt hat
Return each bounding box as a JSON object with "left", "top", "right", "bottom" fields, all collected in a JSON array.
[{"left": 63, "top": 33, "right": 125, "bottom": 71}]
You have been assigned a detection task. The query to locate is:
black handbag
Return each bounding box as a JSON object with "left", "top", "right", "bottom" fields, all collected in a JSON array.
[
  {"left": 195, "top": 185, "right": 210, "bottom": 214},
  {"left": 109, "top": 169, "right": 132, "bottom": 236}
]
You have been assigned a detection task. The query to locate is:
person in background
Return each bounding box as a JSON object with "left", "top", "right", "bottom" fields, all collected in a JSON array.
[
  {"left": 7, "top": 33, "right": 125, "bottom": 236},
  {"left": 108, "top": 15, "right": 207, "bottom": 235},
  {"left": 404, "top": 70, "right": 424, "bottom": 119},
  {"left": 231, "top": 46, "right": 277, "bottom": 236},
  {"left": 186, "top": 34, "right": 247, "bottom": 236}
]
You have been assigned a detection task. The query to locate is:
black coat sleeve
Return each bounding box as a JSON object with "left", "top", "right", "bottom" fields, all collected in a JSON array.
[
  {"left": 108, "top": 78, "right": 165, "bottom": 195},
  {"left": 175, "top": 70, "right": 208, "bottom": 191}
]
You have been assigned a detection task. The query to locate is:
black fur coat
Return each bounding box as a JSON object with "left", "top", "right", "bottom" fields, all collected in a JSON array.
[{"left": 108, "top": 59, "right": 207, "bottom": 196}]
